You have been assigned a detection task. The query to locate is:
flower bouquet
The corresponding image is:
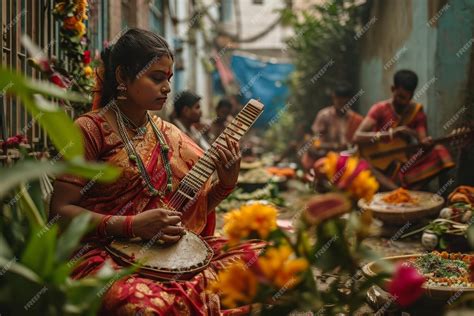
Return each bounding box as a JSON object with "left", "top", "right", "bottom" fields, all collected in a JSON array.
[{"left": 208, "top": 152, "right": 427, "bottom": 314}]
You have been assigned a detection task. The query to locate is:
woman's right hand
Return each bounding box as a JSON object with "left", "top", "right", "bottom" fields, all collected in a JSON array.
[{"left": 132, "top": 208, "right": 185, "bottom": 243}]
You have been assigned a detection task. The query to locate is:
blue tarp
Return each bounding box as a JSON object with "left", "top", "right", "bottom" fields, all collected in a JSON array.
[{"left": 230, "top": 54, "right": 294, "bottom": 128}]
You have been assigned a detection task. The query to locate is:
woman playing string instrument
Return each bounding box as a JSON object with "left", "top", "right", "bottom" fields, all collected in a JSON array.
[{"left": 51, "top": 28, "right": 259, "bottom": 315}]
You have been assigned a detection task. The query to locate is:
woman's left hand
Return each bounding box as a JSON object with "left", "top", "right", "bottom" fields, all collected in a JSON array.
[{"left": 211, "top": 135, "right": 241, "bottom": 188}]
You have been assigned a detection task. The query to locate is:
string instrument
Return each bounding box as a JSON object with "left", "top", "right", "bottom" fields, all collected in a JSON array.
[
  {"left": 358, "top": 127, "right": 474, "bottom": 171},
  {"left": 107, "top": 99, "right": 264, "bottom": 280}
]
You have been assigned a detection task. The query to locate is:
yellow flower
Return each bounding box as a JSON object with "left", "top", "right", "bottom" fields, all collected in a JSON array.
[
  {"left": 338, "top": 156, "right": 358, "bottom": 184},
  {"left": 223, "top": 203, "right": 277, "bottom": 244},
  {"left": 320, "top": 152, "right": 379, "bottom": 201},
  {"left": 84, "top": 65, "right": 93, "bottom": 77},
  {"left": 323, "top": 151, "right": 338, "bottom": 179},
  {"left": 349, "top": 169, "right": 379, "bottom": 201},
  {"left": 257, "top": 245, "right": 309, "bottom": 288},
  {"left": 208, "top": 261, "right": 258, "bottom": 308},
  {"left": 74, "top": 21, "right": 86, "bottom": 37}
]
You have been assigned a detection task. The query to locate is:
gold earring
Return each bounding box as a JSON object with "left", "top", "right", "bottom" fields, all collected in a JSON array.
[{"left": 117, "top": 83, "right": 127, "bottom": 100}]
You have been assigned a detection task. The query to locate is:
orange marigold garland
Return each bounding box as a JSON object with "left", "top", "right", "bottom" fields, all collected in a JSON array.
[{"left": 53, "top": 0, "right": 94, "bottom": 114}]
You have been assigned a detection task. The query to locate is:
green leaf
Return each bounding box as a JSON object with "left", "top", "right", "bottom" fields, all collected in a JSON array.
[
  {"left": 17, "top": 184, "right": 45, "bottom": 227},
  {"left": 21, "top": 225, "right": 58, "bottom": 278},
  {"left": 66, "top": 157, "right": 122, "bottom": 183},
  {"left": 65, "top": 262, "right": 135, "bottom": 315},
  {"left": 0, "top": 234, "right": 13, "bottom": 258},
  {"left": 27, "top": 179, "right": 47, "bottom": 221},
  {"left": 56, "top": 213, "right": 92, "bottom": 262},
  {"left": 0, "top": 161, "right": 66, "bottom": 199},
  {"left": 0, "top": 256, "right": 42, "bottom": 284},
  {"left": 0, "top": 159, "right": 120, "bottom": 200},
  {"left": 467, "top": 224, "right": 474, "bottom": 249},
  {"left": 31, "top": 95, "right": 85, "bottom": 160},
  {"left": 0, "top": 66, "right": 88, "bottom": 103}
]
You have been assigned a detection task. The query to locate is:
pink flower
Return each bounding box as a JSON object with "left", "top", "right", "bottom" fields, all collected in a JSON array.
[
  {"left": 388, "top": 263, "right": 425, "bottom": 307},
  {"left": 4, "top": 135, "right": 28, "bottom": 146}
]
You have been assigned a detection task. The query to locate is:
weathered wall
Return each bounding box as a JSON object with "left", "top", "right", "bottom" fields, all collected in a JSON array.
[
  {"left": 432, "top": 0, "right": 474, "bottom": 138},
  {"left": 359, "top": 0, "right": 473, "bottom": 135},
  {"left": 358, "top": 0, "right": 474, "bottom": 185},
  {"left": 358, "top": 0, "right": 438, "bottom": 117}
]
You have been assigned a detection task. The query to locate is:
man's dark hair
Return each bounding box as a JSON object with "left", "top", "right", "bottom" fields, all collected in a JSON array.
[
  {"left": 216, "top": 98, "right": 232, "bottom": 111},
  {"left": 333, "top": 82, "right": 353, "bottom": 98},
  {"left": 393, "top": 70, "right": 418, "bottom": 93},
  {"left": 174, "top": 90, "right": 201, "bottom": 117}
]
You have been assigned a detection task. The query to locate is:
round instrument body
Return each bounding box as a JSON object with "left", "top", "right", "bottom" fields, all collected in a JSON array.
[{"left": 106, "top": 231, "right": 214, "bottom": 281}]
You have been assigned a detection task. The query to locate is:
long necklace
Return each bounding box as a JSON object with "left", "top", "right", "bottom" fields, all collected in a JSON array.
[
  {"left": 120, "top": 112, "right": 148, "bottom": 136},
  {"left": 112, "top": 103, "right": 173, "bottom": 197}
]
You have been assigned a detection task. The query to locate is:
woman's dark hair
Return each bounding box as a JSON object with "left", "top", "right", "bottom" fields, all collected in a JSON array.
[
  {"left": 96, "top": 28, "right": 174, "bottom": 107},
  {"left": 393, "top": 69, "right": 418, "bottom": 93}
]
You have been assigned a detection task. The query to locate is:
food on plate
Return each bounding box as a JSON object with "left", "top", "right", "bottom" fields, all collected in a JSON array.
[
  {"left": 216, "top": 183, "right": 285, "bottom": 213},
  {"left": 382, "top": 188, "right": 418, "bottom": 205},
  {"left": 238, "top": 167, "right": 285, "bottom": 183},
  {"left": 409, "top": 251, "right": 474, "bottom": 287},
  {"left": 266, "top": 167, "right": 296, "bottom": 178}
]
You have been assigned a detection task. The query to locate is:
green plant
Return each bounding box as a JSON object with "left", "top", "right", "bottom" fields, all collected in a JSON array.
[
  {"left": 0, "top": 64, "right": 130, "bottom": 315},
  {"left": 279, "top": 0, "right": 367, "bottom": 132}
]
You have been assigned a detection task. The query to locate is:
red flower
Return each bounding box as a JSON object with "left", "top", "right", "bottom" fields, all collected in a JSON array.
[
  {"left": 38, "top": 59, "right": 52, "bottom": 72},
  {"left": 50, "top": 73, "right": 67, "bottom": 88},
  {"left": 3, "top": 135, "right": 28, "bottom": 146},
  {"left": 83, "top": 50, "right": 91, "bottom": 64},
  {"left": 388, "top": 263, "right": 425, "bottom": 307}
]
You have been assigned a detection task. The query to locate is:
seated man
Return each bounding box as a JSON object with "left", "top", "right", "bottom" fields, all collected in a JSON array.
[
  {"left": 353, "top": 69, "right": 455, "bottom": 190},
  {"left": 208, "top": 98, "right": 234, "bottom": 142},
  {"left": 301, "top": 82, "right": 363, "bottom": 170},
  {"left": 172, "top": 90, "right": 211, "bottom": 150}
]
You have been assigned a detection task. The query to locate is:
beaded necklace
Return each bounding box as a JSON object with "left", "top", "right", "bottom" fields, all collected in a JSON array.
[{"left": 112, "top": 102, "right": 173, "bottom": 197}]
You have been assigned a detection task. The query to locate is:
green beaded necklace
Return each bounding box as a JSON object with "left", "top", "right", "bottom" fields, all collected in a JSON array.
[{"left": 112, "top": 102, "right": 173, "bottom": 197}]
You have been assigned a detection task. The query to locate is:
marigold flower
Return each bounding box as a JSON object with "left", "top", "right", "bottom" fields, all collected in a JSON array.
[
  {"left": 63, "top": 16, "right": 79, "bottom": 30},
  {"left": 257, "top": 245, "right": 309, "bottom": 288},
  {"left": 223, "top": 203, "right": 278, "bottom": 244},
  {"left": 320, "top": 152, "right": 379, "bottom": 201},
  {"left": 84, "top": 65, "right": 93, "bottom": 77},
  {"left": 208, "top": 261, "right": 258, "bottom": 308}
]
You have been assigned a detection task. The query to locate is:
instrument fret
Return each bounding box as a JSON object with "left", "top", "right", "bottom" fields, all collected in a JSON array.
[{"left": 169, "top": 99, "right": 264, "bottom": 210}]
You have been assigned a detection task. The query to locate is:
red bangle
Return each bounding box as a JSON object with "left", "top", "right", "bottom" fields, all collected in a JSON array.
[
  {"left": 123, "top": 215, "right": 135, "bottom": 238},
  {"left": 97, "top": 215, "right": 112, "bottom": 237}
]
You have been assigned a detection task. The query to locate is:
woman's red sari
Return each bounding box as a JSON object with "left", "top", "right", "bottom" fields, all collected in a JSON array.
[{"left": 57, "top": 111, "right": 259, "bottom": 315}]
